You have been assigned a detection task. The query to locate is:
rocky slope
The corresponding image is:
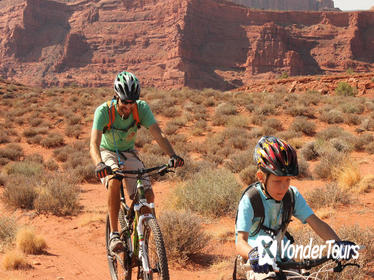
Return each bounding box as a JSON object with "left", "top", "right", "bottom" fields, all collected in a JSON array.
[
  {"left": 0, "top": 0, "right": 374, "bottom": 90},
  {"left": 228, "top": 0, "right": 335, "bottom": 11}
]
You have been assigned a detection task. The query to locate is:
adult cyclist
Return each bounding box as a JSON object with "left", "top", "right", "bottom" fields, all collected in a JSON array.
[
  {"left": 235, "top": 136, "right": 356, "bottom": 280},
  {"left": 90, "top": 71, "right": 184, "bottom": 253}
]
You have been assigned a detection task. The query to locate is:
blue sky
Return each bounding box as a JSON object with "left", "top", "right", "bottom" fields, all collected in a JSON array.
[{"left": 334, "top": 0, "right": 373, "bottom": 11}]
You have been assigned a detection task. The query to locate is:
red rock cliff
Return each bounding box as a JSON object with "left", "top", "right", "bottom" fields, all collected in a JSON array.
[
  {"left": 228, "top": 0, "right": 335, "bottom": 11},
  {"left": 0, "top": 0, "right": 374, "bottom": 90}
]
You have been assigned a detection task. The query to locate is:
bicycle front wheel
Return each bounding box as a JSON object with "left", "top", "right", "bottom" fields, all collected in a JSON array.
[
  {"left": 142, "top": 218, "right": 169, "bottom": 280},
  {"left": 106, "top": 209, "right": 132, "bottom": 280}
]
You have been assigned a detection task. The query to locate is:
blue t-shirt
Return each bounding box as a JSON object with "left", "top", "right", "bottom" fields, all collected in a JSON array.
[{"left": 235, "top": 183, "right": 314, "bottom": 249}]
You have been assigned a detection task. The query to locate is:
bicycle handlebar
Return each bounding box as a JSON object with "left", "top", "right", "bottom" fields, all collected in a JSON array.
[
  {"left": 112, "top": 164, "right": 172, "bottom": 177},
  {"left": 270, "top": 256, "right": 360, "bottom": 273}
]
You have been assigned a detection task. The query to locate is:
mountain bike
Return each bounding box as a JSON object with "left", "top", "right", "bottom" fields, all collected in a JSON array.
[
  {"left": 105, "top": 164, "right": 172, "bottom": 280},
  {"left": 235, "top": 253, "right": 361, "bottom": 280}
]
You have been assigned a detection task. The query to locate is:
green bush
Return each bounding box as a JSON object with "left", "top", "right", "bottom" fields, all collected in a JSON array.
[
  {"left": 158, "top": 210, "right": 210, "bottom": 263},
  {"left": 335, "top": 82, "right": 357, "bottom": 97},
  {"left": 173, "top": 168, "right": 242, "bottom": 217}
]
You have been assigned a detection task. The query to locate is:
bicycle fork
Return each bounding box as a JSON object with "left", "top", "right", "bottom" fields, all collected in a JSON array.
[{"left": 136, "top": 213, "right": 153, "bottom": 274}]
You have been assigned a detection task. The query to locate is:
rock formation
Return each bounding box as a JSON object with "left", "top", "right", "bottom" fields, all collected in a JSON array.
[
  {"left": 0, "top": 0, "right": 374, "bottom": 90},
  {"left": 228, "top": 0, "right": 335, "bottom": 11}
]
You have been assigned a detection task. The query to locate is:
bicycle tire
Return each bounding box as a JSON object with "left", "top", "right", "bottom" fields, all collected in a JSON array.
[
  {"left": 142, "top": 218, "right": 169, "bottom": 280},
  {"left": 106, "top": 209, "right": 132, "bottom": 280}
]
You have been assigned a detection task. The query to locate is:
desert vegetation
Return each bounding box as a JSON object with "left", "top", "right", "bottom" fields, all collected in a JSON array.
[{"left": 1, "top": 80, "right": 374, "bottom": 278}]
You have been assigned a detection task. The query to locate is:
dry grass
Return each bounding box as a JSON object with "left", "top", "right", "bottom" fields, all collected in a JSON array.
[
  {"left": 173, "top": 168, "right": 242, "bottom": 217},
  {"left": 0, "top": 216, "right": 17, "bottom": 251},
  {"left": 16, "top": 227, "right": 47, "bottom": 254},
  {"left": 2, "top": 249, "right": 30, "bottom": 270},
  {"left": 332, "top": 162, "right": 361, "bottom": 192},
  {"left": 305, "top": 183, "right": 351, "bottom": 209}
]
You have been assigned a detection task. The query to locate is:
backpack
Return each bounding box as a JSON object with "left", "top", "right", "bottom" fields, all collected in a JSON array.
[
  {"left": 103, "top": 99, "right": 141, "bottom": 134},
  {"left": 235, "top": 181, "right": 295, "bottom": 241}
]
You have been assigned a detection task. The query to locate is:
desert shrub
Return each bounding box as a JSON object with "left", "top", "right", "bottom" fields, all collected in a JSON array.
[
  {"left": 0, "top": 144, "right": 24, "bottom": 161},
  {"left": 16, "top": 228, "right": 47, "bottom": 254},
  {"left": 263, "top": 118, "right": 283, "bottom": 131},
  {"left": 297, "top": 157, "right": 312, "bottom": 179},
  {"left": 3, "top": 176, "right": 38, "bottom": 210},
  {"left": 162, "top": 107, "right": 181, "bottom": 118},
  {"left": 285, "top": 104, "right": 315, "bottom": 118},
  {"left": 158, "top": 210, "right": 210, "bottom": 263},
  {"left": 65, "top": 124, "right": 82, "bottom": 138},
  {"left": 305, "top": 183, "right": 351, "bottom": 209},
  {"left": 340, "top": 102, "right": 365, "bottom": 114},
  {"left": 301, "top": 141, "right": 319, "bottom": 161},
  {"left": 353, "top": 133, "right": 374, "bottom": 151},
  {"left": 365, "top": 142, "right": 374, "bottom": 154},
  {"left": 139, "top": 153, "right": 168, "bottom": 171},
  {"left": 0, "top": 216, "right": 17, "bottom": 250},
  {"left": 41, "top": 133, "right": 64, "bottom": 148},
  {"left": 254, "top": 103, "right": 276, "bottom": 116},
  {"left": 329, "top": 136, "right": 355, "bottom": 153},
  {"left": 239, "top": 165, "right": 257, "bottom": 185},
  {"left": 142, "top": 143, "right": 164, "bottom": 156},
  {"left": 313, "top": 148, "right": 346, "bottom": 179},
  {"left": 175, "top": 158, "right": 213, "bottom": 181},
  {"left": 66, "top": 114, "right": 81, "bottom": 125},
  {"left": 23, "top": 128, "right": 38, "bottom": 138},
  {"left": 173, "top": 168, "right": 242, "bottom": 217},
  {"left": 2, "top": 249, "right": 30, "bottom": 270},
  {"left": 29, "top": 118, "right": 44, "bottom": 127},
  {"left": 135, "top": 128, "right": 153, "bottom": 148},
  {"left": 275, "top": 130, "right": 302, "bottom": 141},
  {"left": 335, "top": 82, "right": 357, "bottom": 96},
  {"left": 0, "top": 130, "right": 10, "bottom": 144},
  {"left": 360, "top": 118, "right": 374, "bottom": 131},
  {"left": 34, "top": 174, "right": 80, "bottom": 216},
  {"left": 53, "top": 145, "right": 74, "bottom": 162},
  {"left": 4, "top": 161, "right": 43, "bottom": 177},
  {"left": 227, "top": 115, "right": 250, "bottom": 128},
  {"left": 344, "top": 114, "right": 361, "bottom": 125},
  {"left": 24, "top": 153, "right": 44, "bottom": 164},
  {"left": 290, "top": 117, "right": 316, "bottom": 136},
  {"left": 26, "top": 135, "right": 43, "bottom": 144},
  {"left": 319, "top": 109, "right": 344, "bottom": 124},
  {"left": 215, "top": 102, "right": 237, "bottom": 116},
  {"left": 316, "top": 126, "right": 345, "bottom": 141},
  {"left": 44, "top": 159, "right": 59, "bottom": 171},
  {"left": 224, "top": 150, "right": 252, "bottom": 173}
]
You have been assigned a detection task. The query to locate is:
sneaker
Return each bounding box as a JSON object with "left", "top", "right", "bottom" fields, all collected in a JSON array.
[{"left": 109, "top": 232, "right": 124, "bottom": 253}]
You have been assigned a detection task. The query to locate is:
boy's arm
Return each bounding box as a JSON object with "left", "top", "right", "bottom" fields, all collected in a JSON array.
[
  {"left": 306, "top": 214, "right": 340, "bottom": 242},
  {"left": 236, "top": 231, "right": 253, "bottom": 260}
]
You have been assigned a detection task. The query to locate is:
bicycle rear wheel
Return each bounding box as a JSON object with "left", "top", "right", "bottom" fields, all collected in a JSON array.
[
  {"left": 142, "top": 218, "right": 169, "bottom": 280},
  {"left": 106, "top": 209, "right": 132, "bottom": 280}
]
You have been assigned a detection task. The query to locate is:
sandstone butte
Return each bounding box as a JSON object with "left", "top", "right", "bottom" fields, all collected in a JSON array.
[{"left": 0, "top": 0, "right": 373, "bottom": 90}]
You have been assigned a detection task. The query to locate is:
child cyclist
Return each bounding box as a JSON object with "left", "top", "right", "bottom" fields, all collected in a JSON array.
[{"left": 235, "top": 136, "right": 356, "bottom": 280}]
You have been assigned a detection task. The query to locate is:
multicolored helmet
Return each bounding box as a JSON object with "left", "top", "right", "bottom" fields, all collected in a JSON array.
[
  {"left": 114, "top": 71, "right": 140, "bottom": 101},
  {"left": 254, "top": 136, "right": 299, "bottom": 176}
]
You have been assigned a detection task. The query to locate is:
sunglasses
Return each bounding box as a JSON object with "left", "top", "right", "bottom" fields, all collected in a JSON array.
[{"left": 121, "top": 100, "right": 136, "bottom": 105}]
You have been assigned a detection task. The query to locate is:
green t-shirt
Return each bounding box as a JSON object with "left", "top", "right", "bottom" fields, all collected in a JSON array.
[{"left": 92, "top": 100, "right": 156, "bottom": 151}]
